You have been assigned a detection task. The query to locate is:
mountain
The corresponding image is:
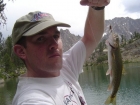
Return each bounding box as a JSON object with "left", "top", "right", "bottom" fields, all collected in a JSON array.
[
  {"left": 122, "top": 38, "right": 140, "bottom": 62},
  {"left": 104, "top": 17, "right": 140, "bottom": 40},
  {"left": 60, "top": 17, "right": 140, "bottom": 63},
  {"left": 60, "top": 29, "right": 81, "bottom": 52}
]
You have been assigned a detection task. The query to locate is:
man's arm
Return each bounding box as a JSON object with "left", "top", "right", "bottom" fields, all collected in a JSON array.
[
  {"left": 81, "top": 7, "right": 104, "bottom": 59},
  {"left": 80, "top": 0, "right": 110, "bottom": 59}
]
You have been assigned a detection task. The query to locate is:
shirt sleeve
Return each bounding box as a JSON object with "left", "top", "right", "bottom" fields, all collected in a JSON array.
[{"left": 62, "top": 41, "right": 86, "bottom": 80}]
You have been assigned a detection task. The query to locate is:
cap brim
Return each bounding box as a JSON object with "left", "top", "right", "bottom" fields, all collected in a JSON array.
[{"left": 23, "top": 21, "right": 70, "bottom": 36}]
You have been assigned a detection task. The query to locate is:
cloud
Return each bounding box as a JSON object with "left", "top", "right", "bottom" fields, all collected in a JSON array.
[
  {"left": 122, "top": 0, "right": 140, "bottom": 13},
  {"left": 1, "top": 0, "right": 88, "bottom": 38},
  {"left": 1, "top": 0, "right": 140, "bottom": 38}
]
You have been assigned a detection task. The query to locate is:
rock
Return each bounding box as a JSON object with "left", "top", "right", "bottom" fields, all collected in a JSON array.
[{"left": 60, "top": 29, "right": 81, "bottom": 52}]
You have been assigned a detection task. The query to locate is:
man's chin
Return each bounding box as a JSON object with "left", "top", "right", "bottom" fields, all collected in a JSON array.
[{"left": 46, "top": 63, "right": 62, "bottom": 71}]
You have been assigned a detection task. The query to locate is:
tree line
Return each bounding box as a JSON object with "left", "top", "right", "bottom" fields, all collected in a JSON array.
[
  {"left": 121, "top": 31, "right": 140, "bottom": 47},
  {"left": 0, "top": 31, "right": 140, "bottom": 79},
  {"left": 85, "top": 32, "right": 140, "bottom": 65},
  {"left": 0, "top": 32, "right": 25, "bottom": 79},
  {"left": 0, "top": 0, "right": 14, "bottom": 27}
]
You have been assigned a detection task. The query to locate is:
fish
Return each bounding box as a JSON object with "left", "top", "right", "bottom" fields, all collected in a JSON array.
[{"left": 105, "top": 26, "right": 123, "bottom": 105}]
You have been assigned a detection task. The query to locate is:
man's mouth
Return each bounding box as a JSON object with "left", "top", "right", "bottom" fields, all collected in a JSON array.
[{"left": 49, "top": 53, "right": 60, "bottom": 58}]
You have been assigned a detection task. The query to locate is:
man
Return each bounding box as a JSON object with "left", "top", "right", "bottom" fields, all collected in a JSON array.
[{"left": 12, "top": 0, "right": 110, "bottom": 105}]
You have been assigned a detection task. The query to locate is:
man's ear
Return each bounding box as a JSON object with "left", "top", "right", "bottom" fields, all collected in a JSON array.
[{"left": 13, "top": 45, "right": 26, "bottom": 60}]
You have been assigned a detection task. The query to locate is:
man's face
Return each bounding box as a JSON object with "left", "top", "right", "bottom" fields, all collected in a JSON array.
[{"left": 24, "top": 26, "right": 63, "bottom": 77}]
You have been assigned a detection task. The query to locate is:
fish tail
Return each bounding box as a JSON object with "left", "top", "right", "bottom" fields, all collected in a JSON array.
[{"left": 105, "top": 96, "right": 116, "bottom": 105}]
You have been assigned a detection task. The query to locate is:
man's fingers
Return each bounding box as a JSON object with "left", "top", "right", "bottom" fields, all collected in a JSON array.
[
  {"left": 80, "top": 0, "right": 110, "bottom": 6},
  {"left": 107, "top": 0, "right": 110, "bottom": 3},
  {"left": 80, "top": 0, "right": 88, "bottom": 5},
  {"left": 88, "top": 2, "right": 98, "bottom": 6},
  {"left": 106, "top": 0, "right": 110, "bottom": 5}
]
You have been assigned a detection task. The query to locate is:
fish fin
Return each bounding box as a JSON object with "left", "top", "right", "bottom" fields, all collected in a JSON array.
[
  {"left": 106, "top": 70, "right": 111, "bottom": 75},
  {"left": 105, "top": 96, "right": 111, "bottom": 105},
  {"left": 122, "top": 67, "right": 127, "bottom": 75},
  {"left": 113, "top": 53, "right": 115, "bottom": 59},
  {"left": 105, "top": 96, "right": 116, "bottom": 105},
  {"left": 110, "top": 70, "right": 113, "bottom": 76},
  {"left": 107, "top": 84, "right": 112, "bottom": 91},
  {"left": 112, "top": 96, "right": 116, "bottom": 105}
]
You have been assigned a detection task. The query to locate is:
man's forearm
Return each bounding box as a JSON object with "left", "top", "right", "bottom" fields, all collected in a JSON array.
[
  {"left": 84, "top": 7, "right": 104, "bottom": 44},
  {"left": 82, "top": 6, "right": 105, "bottom": 58},
  {"left": 85, "top": 7, "right": 104, "bottom": 45}
]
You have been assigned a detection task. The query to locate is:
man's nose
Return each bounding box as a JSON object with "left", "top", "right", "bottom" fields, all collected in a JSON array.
[{"left": 49, "top": 37, "right": 58, "bottom": 50}]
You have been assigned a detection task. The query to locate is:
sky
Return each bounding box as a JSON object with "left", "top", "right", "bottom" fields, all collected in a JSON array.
[{"left": 1, "top": 0, "right": 140, "bottom": 38}]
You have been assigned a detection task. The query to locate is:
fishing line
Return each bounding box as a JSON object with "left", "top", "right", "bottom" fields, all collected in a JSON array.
[
  {"left": 105, "top": 1, "right": 112, "bottom": 83},
  {"left": 87, "top": 0, "right": 112, "bottom": 47},
  {"left": 105, "top": 0, "right": 112, "bottom": 33},
  {"left": 87, "top": 8, "right": 98, "bottom": 47}
]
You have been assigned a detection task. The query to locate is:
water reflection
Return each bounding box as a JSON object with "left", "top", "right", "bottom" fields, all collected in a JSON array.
[
  {"left": 79, "top": 63, "right": 140, "bottom": 105},
  {"left": 0, "top": 63, "right": 140, "bottom": 105}
]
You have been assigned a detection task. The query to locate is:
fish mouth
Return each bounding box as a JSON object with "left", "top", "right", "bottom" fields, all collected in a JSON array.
[{"left": 109, "top": 42, "right": 116, "bottom": 49}]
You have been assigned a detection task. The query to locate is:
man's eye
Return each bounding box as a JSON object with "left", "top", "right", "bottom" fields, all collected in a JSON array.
[
  {"left": 53, "top": 35, "right": 60, "bottom": 40},
  {"left": 37, "top": 37, "right": 45, "bottom": 42}
]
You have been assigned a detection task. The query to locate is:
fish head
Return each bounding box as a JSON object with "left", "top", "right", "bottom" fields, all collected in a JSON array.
[{"left": 107, "top": 33, "right": 119, "bottom": 49}]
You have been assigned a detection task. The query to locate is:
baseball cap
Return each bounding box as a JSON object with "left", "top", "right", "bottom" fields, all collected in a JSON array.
[{"left": 12, "top": 11, "right": 70, "bottom": 45}]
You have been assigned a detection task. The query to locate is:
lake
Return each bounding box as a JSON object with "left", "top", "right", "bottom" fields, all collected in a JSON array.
[
  {"left": 0, "top": 63, "right": 140, "bottom": 105},
  {"left": 79, "top": 63, "right": 140, "bottom": 105}
]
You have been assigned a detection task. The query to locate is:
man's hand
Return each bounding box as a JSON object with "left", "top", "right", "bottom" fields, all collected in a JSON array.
[{"left": 80, "top": 0, "right": 110, "bottom": 7}]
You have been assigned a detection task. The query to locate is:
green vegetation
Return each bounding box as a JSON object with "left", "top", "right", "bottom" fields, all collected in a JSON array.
[
  {"left": 120, "top": 32, "right": 140, "bottom": 47},
  {"left": 128, "top": 32, "right": 140, "bottom": 44},
  {"left": 0, "top": 28, "right": 140, "bottom": 78},
  {"left": 96, "top": 55, "right": 107, "bottom": 64},
  {"left": 0, "top": 33, "right": 25, "bottom": 79},
  {"left": 0, "top": 0, "right": 7, "bottom": 26},
  {"left": 0, "top": 0, "right": 14, "bottom": 26},
  {"left": 85, "top": 32, "right": 140, "bottom": 66}
]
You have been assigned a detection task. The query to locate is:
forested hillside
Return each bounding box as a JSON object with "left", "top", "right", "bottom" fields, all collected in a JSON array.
[{"left": 0, "top": 17, "right": 140, "bottom": 79}]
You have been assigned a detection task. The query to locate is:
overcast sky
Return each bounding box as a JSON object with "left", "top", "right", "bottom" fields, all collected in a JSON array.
[{"left": 1, "top": 0, "right": 140, "bottom": 38}]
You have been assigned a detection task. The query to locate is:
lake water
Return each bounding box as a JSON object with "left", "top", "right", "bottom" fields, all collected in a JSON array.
[
  {"left": 79, "top": 63, "right": 140, "bottom": 105},
  {"left": 0, "top": 63, "right": 140, "bottom": 105}
]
